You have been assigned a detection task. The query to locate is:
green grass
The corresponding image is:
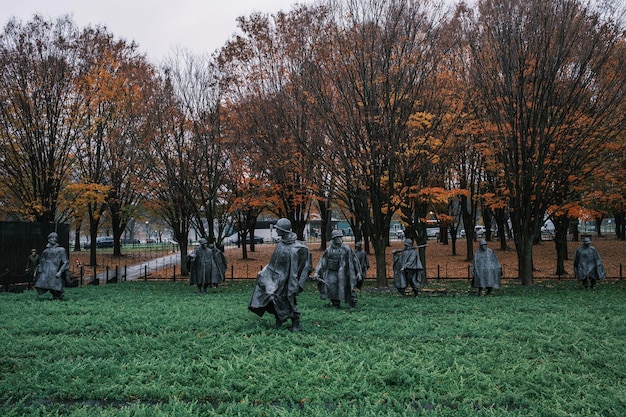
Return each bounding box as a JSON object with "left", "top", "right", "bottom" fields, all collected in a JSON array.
[{"left": 1, "top": 280, "right": 625, "bottom": 416}]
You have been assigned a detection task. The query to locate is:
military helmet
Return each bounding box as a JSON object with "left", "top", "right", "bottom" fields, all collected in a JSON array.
[
  {"left": 404, "top": 238, "right": 413, "bottom": 247},
  {"left": 331, "top": 230, "right": 343, "bottom": 239},
  {"left": 274, "top": 218, "right": 292, "bottom": 233},
  {"left": 583, "top": 237, "right": 591, "bottom": 244}
]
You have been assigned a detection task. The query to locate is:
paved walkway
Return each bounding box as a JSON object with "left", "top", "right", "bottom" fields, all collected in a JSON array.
[{"left": 80, "top": 252, "right": 183, "bottom": 284}]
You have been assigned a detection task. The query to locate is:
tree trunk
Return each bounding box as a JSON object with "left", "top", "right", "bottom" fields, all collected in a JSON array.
[
  {"left": 553, "top": 215, "right": 569, "bottom": 276},
  {"left": 594, "top": 217, "right": 603, "bottom": 238},
  {"left": 483, "top": 205, "right": 494, "bottom": 242},
  {"left": 73, "top": 223, "right": 82, "bottom": 252},
  {"left": 175, "top": 230, "right": 190, "bottom": 276},
  {"left": 569, "top": 219, "right": 579, "bottom": 241},
  {"left": 111, "top": 214, "right": 124, "bottom": 257},
  {"left": 494, "top": 208, "right": 509, "bottom": 251},
  {"left": 373, "top": 234, "right": 388, "bottom": 288},
  {"left": 615, "top": 212, "right": 625, "bottom": 240},
  {"left": 448, "top": 226, "right": 458, "bottom": 256},
  {"left": 460, "top": 194, "right": 476, "bottom": 262},
  {"left": 318, "top": 200, "right": 331, "bottom": 251},
  {"left": 515, "top": 234, "right": 535, "bottom": 285},
  {"left": 89, "top": 217, "right": 99, "bottom": 267}
]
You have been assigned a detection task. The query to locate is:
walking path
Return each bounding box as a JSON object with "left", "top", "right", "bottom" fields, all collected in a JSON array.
[{"left": 82, "top": 252, "right": 183, "bottom": 284}]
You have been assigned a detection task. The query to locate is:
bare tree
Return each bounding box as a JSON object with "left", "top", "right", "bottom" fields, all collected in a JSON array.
[
  {"left": 143, "top": 71, "right": 195, "bottom": 274},
  {"left": 164, "top": 49, "right": 228, "bottom": 244}
]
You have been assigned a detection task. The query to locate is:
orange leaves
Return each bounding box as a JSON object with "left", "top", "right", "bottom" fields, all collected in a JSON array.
[
  {"left": 59, "top": 183, "right": 113, "bottom": 220},
  {"left": 407, "top": 112, "right": 433, "bottom": 130}
]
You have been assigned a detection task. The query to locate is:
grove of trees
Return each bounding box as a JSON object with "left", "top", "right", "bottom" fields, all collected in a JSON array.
[{"left": 1, "top": 0, "right": 624, "bottom": 285}]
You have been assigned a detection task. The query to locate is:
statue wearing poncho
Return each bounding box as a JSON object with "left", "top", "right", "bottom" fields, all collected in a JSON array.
[
  {"left": 573, "top": 237, "right": 605, "bottom": 289},
  {"left": 471, "top": 239, "right": 502, "bottom": 295},
  {"left": 248, "top": 219, "right": 311, "bottom": 331}
]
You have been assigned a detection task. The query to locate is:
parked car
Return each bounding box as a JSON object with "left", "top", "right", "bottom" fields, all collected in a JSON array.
[
  {"left": 426, "top": 227, "right": 439, "bottom": 239},
  {"left": 541, "top": 220, "right": 555, "bottom": 234},
  {"left": 474, "top": 225, "right": 486, "bottom": 237},
  {"left": 226, "top": 234, "right": 264, "bottom": 244},
  {"left": 121, "top": 238, "right": 141, "bottom": 245},
  {"left": 84, "top": 236, "right": 114, "bottom": 249},
  {"left": 390, "top": 229, "right": 405, "bottom": 239}
]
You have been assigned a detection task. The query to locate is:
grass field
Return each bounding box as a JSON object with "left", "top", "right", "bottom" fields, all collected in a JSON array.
[{"left": 1, "top": 279, "right": 625, "bottom": 416}]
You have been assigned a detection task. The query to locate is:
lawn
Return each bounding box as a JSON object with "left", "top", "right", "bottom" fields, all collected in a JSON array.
[{"left": 1, "top": 279, "right": 625, "bottom": 416}]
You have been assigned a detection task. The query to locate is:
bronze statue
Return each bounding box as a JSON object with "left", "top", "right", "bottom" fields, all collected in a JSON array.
[
  {"left": 25, "top": 248, "right": 40, "bottom": 288},
  {"left": 354, "top": 241, "right": 368, "bottom": 289},
  {"left": 313, "top": 230, "right": 360, "bottom": 308},
  {"left": 248, "top": 218, "right": 311, "bottom": 332},
  {"left": 188, "top": 238, "right": 226, "bottom": 293},
  {"left": 393, "top": 238, "right": 423, "bottom": 297},
  {"left": 573, "top": 237, "right": 605, "bottom": 289},
  {"left": 472, "top": 239, "right": 502, "bottom": 296},
  {"left": 33, "top": 232, "right": 70, "bottom": 300}
]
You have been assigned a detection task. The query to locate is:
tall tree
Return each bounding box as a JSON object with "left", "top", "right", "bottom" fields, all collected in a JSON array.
[
  {"left": 164, "top": 49, "right": 227, "bottom": 243},
  {"left": 0, "top": 15, "right": 82, "bottom": 222},
  {"left": 74, "top": 25, "right": 151, "bottom": 264},
  {"left": 305, "top": 0, "right": 446, "bottom": 286},
  {"left": 143, "top": 71, "right": 195, "bottom": 273},
  {"left": 460, "top": 0, "right": 626, "bottom": 285},
  {"left": 219, "top": 7, "right": 322, "bottom": 239}
]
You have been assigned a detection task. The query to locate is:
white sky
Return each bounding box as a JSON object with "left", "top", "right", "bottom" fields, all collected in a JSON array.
[{"left": 1, "top": 0, "right": 316, "bottom": 63}]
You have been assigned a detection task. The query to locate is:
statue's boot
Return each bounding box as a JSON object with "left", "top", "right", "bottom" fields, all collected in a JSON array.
[
  {"left": 274, "top": 315, "right": 283, "bottom": 329},
  {"left": 290, "top": 318, "right": 301, "bottom": 332}
]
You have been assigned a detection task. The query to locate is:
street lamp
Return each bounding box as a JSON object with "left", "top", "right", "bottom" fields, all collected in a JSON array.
[{"left": 145, "top": 221, "right": 149, "bottom": 243}]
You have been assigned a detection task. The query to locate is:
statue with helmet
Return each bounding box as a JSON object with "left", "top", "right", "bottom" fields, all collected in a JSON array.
[
  {"left": 354, "top": 241, "right": 368, "bottom": 289},
  {"left": 471, "top": 239, "right": 502, "bottom": 296},
  {"left": 188, "top": 238, "right": 227, "bottom": 293},
  {"left": 312, "top": 229, "right": 361, "bottom": 308},
  {"left": 248, "top": 218, "right": 311, "bottom": 332},
  {"left": 573, "top": 237, "right": 605, "bottom": 289},
  {"left": 392, "top": 238, "right": 424, "bottom": 297}
]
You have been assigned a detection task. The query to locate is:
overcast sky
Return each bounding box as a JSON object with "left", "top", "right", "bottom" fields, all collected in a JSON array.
[{"left": 1, "top": 0, "right": 316, "bottom": 63}]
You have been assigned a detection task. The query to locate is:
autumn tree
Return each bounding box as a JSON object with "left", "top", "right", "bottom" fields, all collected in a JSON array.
[
  {"left": 304, "top": 0, "right": 446, "bottom": 287},
  {"left": 73, "top": 25, "right": 152, "bottom": 264},
  {"left": 219, "top": 7, "right": 323, "bottom": 239},
  {"left": 0, "top": 15, "right": 82, "bottom": 222},
  {"left": 459, "top": 0, "right": 626, "bottom": 285}
]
